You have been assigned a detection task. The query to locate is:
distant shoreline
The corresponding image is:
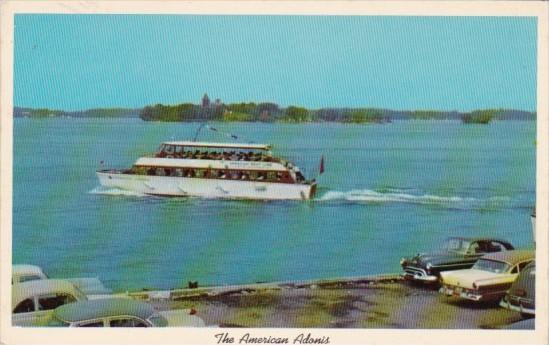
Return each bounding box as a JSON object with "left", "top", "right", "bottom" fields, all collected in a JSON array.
[{"left": 13, "top": 105, "right": 536, "bottom": 123}]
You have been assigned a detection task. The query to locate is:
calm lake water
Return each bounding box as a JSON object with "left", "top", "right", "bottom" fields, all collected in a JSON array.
[{"left": 13, "top": 118, "right": 535, "bottom": 291}]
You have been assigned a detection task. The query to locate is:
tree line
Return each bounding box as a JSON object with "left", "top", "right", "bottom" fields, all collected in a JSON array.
[
  {"left": 13, "top": 105, "right": 536, "bottom": 124},
  {"left": 139, "top": 102, "right": 535, "bottom": 124}
]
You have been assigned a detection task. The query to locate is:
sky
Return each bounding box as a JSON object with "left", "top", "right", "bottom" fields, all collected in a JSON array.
[{"left": 14, "top": 15, "right": 537, "bottom": 112}]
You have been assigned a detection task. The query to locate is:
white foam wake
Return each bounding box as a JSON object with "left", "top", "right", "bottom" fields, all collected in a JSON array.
[
  {"left": 89, "top": 186, "right": 146, "bottom": 197},
  {"left": 318, "top": 189, "right": 510, "bottom": 208}
]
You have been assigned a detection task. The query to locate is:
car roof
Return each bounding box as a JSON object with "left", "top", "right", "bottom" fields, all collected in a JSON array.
[
  {"left": 447, "top": 236, "right": 512, "bottom": 245},
  {"left": 12, "top": 264, "right": 44, "bottom": 276},
  {"left": 480, "top": 249, "right": 535, "bottom": 265},
  {"left": 12, "top": 279, "right": 83, "bottom": 307},
  {"left": 54, "top": 298, "right": 156, "bottom": 323}
]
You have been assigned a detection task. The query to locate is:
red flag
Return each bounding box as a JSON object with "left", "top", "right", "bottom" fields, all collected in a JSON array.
[{"left": 319, "top": 155, "right": 325, "bottom": 175}]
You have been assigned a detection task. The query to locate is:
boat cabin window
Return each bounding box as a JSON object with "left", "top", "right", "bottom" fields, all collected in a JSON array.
[{"left": 135, "top": 166, "right": 294, "bottom": 183}]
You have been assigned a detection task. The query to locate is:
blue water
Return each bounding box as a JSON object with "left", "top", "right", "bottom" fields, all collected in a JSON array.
[{"left": 13, "top": 119, "right": 535, "bottom": 291}]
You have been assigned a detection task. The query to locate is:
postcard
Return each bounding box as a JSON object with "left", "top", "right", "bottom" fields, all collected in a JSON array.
[{"left": 1, "top": 1, "right": 548, "bottom": 345}]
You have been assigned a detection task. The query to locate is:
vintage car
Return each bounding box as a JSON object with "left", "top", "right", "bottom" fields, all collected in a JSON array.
[
  {"left": 12, "top": 279, "right": 88, "bottom": 326},
  {"left": 500, "top": 261, "right": 535, "bottom": 316},
  {"left": 439, "top": 249, "right": 535, "bottom": 302},
  {"left": 12, "top": 264, "right": 112, "bottom": 296},
  {"left": 400, "top": 236, "right": 514, "bottom": 283},
  {"left": 47, "top": 298, "right": 206, "bottom": 327}
]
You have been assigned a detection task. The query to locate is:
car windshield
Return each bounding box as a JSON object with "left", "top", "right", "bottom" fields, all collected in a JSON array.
[
  {"left": 472, "top": 259, "right": 510, "bottom": 273},
  {"left": 147, "top": 314, "right": 168, "bottom": 327},
  {"left": 442, "top": 238, "right": 471, "bottom": 253}
]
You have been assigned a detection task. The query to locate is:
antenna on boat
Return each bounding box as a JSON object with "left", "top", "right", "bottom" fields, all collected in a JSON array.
[{"left": 193, "top": 122, "right": 207, "bottom": 142}]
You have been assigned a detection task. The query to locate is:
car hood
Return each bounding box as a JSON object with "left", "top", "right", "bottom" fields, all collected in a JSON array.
[
  {"left": 157, "top": 310, "right": 206, "bottom": 327},
  {"left": 441, "top": 269, "right": 516, "bottom": 288},
  {"left": 405, "top": 251, "right": 469, "bottom": 267}
]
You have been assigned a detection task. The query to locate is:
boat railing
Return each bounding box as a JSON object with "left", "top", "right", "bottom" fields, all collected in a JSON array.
[{"left": 151, "top": 152, "right": 282, "bottom": 163}]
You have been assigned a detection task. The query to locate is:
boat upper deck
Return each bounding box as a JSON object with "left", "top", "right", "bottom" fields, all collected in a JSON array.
[
  {"left": 162, "top": 141, "right": 271, "bottom": 151},
  {"left": 156, "top": 141, "right": 284, "bottom": 164}
]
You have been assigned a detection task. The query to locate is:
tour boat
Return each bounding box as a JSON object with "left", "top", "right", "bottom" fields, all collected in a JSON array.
[{"left": 96, "top": 141, "right": 317, "bottom": 200}]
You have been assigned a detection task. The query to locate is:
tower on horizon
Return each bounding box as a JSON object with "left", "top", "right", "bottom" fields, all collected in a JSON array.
[{"left": 202, "top": 93, "right": 210, "bottom": 108}]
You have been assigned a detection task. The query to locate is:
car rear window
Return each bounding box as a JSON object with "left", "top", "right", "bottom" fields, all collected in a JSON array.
[
  {"left": 473, "top": 259, "right": 510, "bottom": 273},
  {"left": 18, "top": 275, "right": 43, "bottom": 283}
]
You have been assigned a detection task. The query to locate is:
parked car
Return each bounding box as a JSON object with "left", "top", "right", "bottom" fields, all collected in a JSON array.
[
  {"left": 47, "top": 298, "right": 206, "bottom": 327},
  {"left": 400, "top": 237, "right": 514, "bottom": 283},
  {"left": 500, "top": 261, "right": 535, "bottom": 317},
  {"left": 12, "top": 264, "right": 48, "bottom": 284},
  {"left": 12, "top": 279, "right": 87, "bottom": 326},
  {"left": 439, "top": 249, "right": 535, "bottom": 302},
  {"left": 12, "top": 264, "right": 112, "bottom": 296}
]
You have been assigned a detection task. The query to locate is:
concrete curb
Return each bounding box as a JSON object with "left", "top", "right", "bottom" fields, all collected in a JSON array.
[{"left": 124, "top": 273, "right": 403, "bottom": 301}]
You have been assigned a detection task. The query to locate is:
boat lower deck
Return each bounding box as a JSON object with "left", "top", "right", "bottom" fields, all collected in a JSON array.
[{"left": 96, "top": 171, "right": 316, "bottom": 200}]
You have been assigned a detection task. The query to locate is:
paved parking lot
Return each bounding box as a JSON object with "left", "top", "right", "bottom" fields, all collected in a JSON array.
[{"left": 164, "top": 280, "right": 529, "bottom": 329}]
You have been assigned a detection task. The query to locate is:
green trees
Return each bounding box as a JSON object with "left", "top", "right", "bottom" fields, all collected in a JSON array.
[
  {"left": 347, "top": 109, "right": 384, "bottom": 123},
  {"left": 283, "top": 106, "right": 311, "bottom": 122},
  {"left": 461, "top": 109, "right": 497, "bottom": 124}
]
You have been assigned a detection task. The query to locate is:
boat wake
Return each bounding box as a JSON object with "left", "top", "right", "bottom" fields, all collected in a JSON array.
[
  {"left": 89, "top": 186, "right": 147, "bottom": 197},
  {"left": 318, "top": 188, "right": 511, "bottom": 209}
]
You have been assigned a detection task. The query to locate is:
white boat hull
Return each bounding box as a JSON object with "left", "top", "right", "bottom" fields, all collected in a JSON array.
[{"left": 96, "top": 171, "right": 316, "bottom": 200}]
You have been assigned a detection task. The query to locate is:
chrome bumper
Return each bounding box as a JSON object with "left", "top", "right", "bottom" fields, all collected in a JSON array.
[
  {"left": 402, "top": 267, "right": 438, "bottom": 282},
  {"left": 500, "top": 299, "right": 535, "bottom": 315},
  {"left": 439, "top": 285, "right": 482, "bottom": 301}
]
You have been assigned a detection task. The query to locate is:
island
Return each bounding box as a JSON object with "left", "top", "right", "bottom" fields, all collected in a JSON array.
[{"left": 14, "top": 94, "right": 536, "bottom": 124}]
